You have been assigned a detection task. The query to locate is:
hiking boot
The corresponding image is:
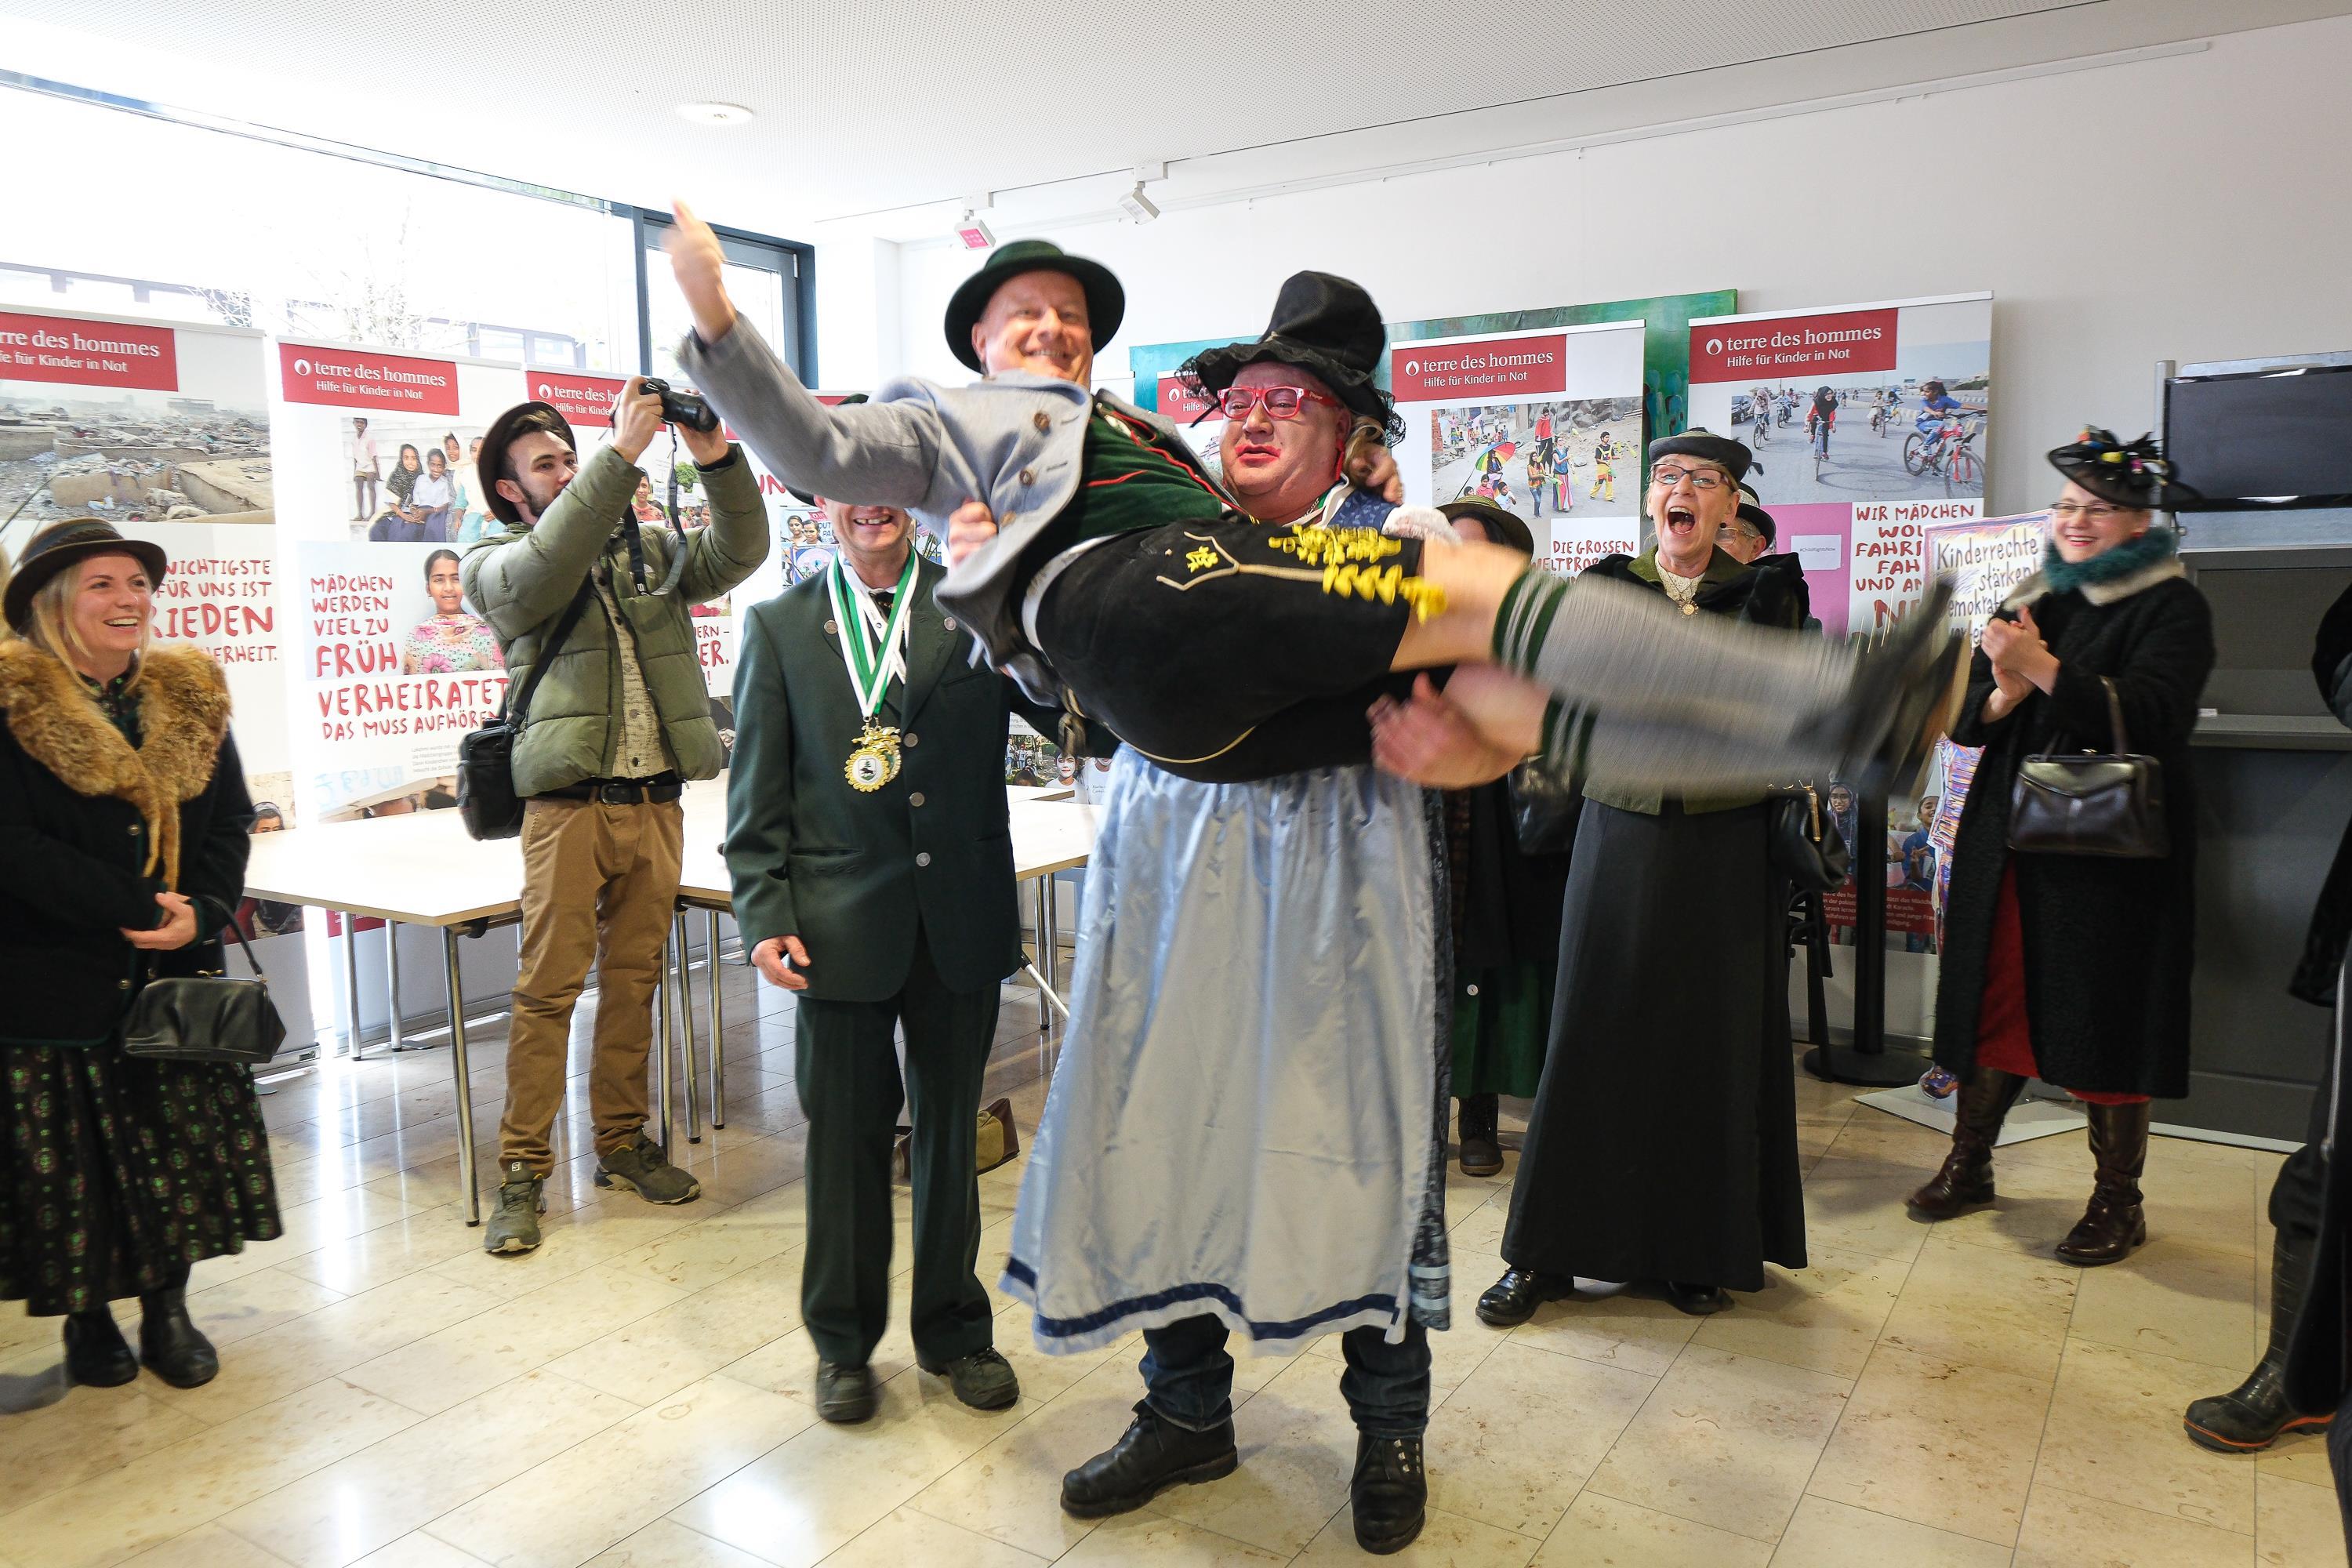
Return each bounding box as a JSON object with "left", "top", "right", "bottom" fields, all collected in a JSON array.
[
  {"left": 484, "top": 1160, "right": 546, "bottom": 1255},
  {"left": 920, "top": 1345, "right": 1020, "bottom": 1410},
  {"left": 1061, "top": 1400, "right": 1239, "bottom": 1519},
  {"left": 1351, "top": 1433, "right": 1428, "bottom": 1555},
  {"left": 815, "top": 1360, "right": 877, "bottom": 1424},
  {"left": 595, "top": 1132, "right": 702, "bottom": 1204}
]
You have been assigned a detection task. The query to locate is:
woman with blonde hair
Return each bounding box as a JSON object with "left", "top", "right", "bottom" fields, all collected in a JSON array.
[{"left": 0, "top": 519, "right": 280, "bottom": 1389}]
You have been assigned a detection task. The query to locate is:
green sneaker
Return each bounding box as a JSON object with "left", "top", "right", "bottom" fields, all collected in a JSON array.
[
  {"left": 595, "top": 1132, "right": 702, "bottom": 1204},
  {"left": 485, "top": 1160, "right": 546, "bottom": 1254}
]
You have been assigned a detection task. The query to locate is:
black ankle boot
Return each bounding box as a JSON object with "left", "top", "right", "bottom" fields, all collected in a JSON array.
[
  {"left": 63, "top": 1306, "right": 137, "bottom": 1388},
  {"left": 1060, "top": 1400, "right": 1238, "bottom": 1519},
  {"left": 138, "top": 1269, "right": 219, "bottom": 1389},
  {"left": 2184, "top": 1232, "right": 2335, "bottom": 1451},
  {"left": 1351, "top": 1432, "right": 1428, "bottom": 1555},
  {"left": 1457, "top": 1094, "right": 1503, "bottom": 1178}
]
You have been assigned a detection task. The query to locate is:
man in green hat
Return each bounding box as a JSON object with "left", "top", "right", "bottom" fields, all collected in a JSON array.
[{"left": 665, "top": 201, "right": 1962, "bottom": 802}]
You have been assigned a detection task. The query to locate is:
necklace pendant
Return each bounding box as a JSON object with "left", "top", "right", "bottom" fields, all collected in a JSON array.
[
  {"left": 1681, "top": 601, "right": 1698, "bottom": 615},
  {"left": 844, "top": 723, "right": 903, "bottom": 793}
]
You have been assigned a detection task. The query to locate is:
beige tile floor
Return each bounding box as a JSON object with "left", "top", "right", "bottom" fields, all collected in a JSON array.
[{"left": 2, "top": 961, "right": 2343, "bottom": 1568}]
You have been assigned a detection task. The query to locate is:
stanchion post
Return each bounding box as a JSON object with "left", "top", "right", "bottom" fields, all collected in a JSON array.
[
  {"left": 674, "top": 909, "right": 700, "bottom": 1144},
  {"left": 706, "top": 909, "right": 726, "bottom": 1129}
]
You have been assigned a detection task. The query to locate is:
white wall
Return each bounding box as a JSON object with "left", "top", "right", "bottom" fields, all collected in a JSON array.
[{"left": 876, "top": 14, "right": 2352, "bottom": 519}]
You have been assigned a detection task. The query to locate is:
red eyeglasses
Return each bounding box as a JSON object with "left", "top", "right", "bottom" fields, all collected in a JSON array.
[{"left": 1214, "top": 385, "right": 1341, "bottom": 420}]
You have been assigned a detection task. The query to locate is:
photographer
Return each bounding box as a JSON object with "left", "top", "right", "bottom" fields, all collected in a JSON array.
[{"left": 461, "top": 377, "right": 768, "bottom": 1256}]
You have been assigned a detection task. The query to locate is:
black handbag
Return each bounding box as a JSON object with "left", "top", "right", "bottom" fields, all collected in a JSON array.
[
  {"left": 1506, "top": 752, "right": 1582, "bottom": 855},
  {"left": 2008, "top": 676, "right": 2169, "bottom": 859},
  {"left": 1769, "top": 782, "right": 1852, "bottom": 894},
  {"left": 457, "top": 583, "right": 596, "bottom": 841},
  {"left": 120, "top": 922, "right": 288, "bottom": 1067}
]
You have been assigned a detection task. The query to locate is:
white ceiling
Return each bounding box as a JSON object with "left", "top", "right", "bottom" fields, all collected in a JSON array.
[{"left": 2, "top": 0, "right": 2345, "bottom": 240}]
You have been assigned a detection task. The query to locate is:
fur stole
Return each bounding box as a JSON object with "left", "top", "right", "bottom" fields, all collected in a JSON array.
[{"left": 0, "top": 641, "right": 230, "bottom": 887}]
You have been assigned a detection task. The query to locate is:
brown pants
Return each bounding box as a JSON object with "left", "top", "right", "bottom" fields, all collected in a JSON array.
[{"left": 499, "top": 796, "right": 684, "bottom": 1173}]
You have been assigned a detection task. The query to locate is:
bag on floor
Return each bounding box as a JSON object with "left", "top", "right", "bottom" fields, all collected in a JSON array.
[{"left": 892, "top": 1097, "right": 1021, "bottom": 1181}]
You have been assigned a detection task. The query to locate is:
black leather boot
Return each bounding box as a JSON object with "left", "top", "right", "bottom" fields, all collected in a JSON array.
[
  {"left": 2185, "top": 1230, "right": 2332, "bottom": 1451},
  {"left": 1475, "top": 1267, "right": 1571, "bottom": 1327},
  {"left": 1351, "top": 1432, "right": 1428, "bottom": 1554},
  {"left": 1457, "top": 1094, "right": 1503, "bottom": 1178},
  {"left": 2055, "top": 1102, "right": 2151, "bottom": 1266},
  {"left": 137, "top": 1268, "right": 220, "bottom": 1388},
  {"left": 1060, "top": 1399, "right": 1239, "bottom": 1519},
  {"left": 63, "top": 1306, "right": 137, "bottom": 1388},
  {"left": 1907, "top": 1068, "right": 2026, "bottom": 1219}
]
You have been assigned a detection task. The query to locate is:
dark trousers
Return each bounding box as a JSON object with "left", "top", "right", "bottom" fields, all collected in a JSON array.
[
  {"left": 793, "top": 925, "right": 999, "bottom": 1367},
  {"left": 1140, "top": 1313, "right": 1432, "bottom": 1438}
]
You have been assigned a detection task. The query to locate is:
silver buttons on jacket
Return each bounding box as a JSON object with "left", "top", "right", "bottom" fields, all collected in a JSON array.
[
  {"left": 942, "top": 617, "right": 956, "bottom": 632},
  {"left": 904, "top": 732, "right": 919, "bottom": 747},
  {"left": 915, "top": 852, "right": 932, "bottom": 867},
  {"left": 823, "top": 619, "right": 838, "bottom": 636},
  {"left": 909, "top": 793, "right": 926, "bottom": 808}
]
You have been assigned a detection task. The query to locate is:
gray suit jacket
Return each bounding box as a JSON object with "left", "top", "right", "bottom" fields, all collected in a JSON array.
[{"left": 678, "top": 317, "right": 1222, "bottom": 703}]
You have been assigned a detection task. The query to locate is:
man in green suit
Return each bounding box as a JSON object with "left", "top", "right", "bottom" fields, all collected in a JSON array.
[{"left": 726, "top": 470, "right": 1046, "bottom": 1425}]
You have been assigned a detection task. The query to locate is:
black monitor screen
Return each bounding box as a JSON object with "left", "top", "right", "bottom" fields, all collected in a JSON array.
[{"left": 2168, "top": 368, "right": 2352, "bottom": 504}]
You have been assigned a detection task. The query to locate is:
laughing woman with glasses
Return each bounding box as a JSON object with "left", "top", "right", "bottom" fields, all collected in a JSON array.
[
  {"left": 1479, "top": 428, "right": 1818, "bottom": 1326},
  {"left": 1907, "top": 430, "right": 2215, "bottom": 1268}
]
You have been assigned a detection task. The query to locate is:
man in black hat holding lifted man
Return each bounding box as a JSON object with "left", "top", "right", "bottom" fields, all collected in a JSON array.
[{"left": 664, "top": 203, "right": 1962, "bottom": 799}]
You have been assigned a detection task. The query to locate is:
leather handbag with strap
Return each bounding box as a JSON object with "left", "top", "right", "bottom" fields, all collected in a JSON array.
[
  {"left": 1768, "top": 782, "right": 1852, "bottom": 894},
  {"left": 120, "top": 921, "right": 289, "bottom": 1066},
  {"left": 457, "top": 582, "right": 597, "bottom": 841},
  {"left": 2008, "top": 675, "right": 2169, "bottom": 859}
]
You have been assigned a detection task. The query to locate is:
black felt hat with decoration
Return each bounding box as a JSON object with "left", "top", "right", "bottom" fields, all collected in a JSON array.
[
  {"left": 2047, "top": 426, "right": 2201, "bottom": 511},
  {"left": 1179, "top": 271, "right": 1403, "bottom": 444}
]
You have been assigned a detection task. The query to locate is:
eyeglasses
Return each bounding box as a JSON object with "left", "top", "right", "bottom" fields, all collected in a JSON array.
[
  {"left": 1650, "top": 465, "right": 1729, "bottom": 491},
  {"left": 1214, "top": 385, "right": 1341, "bottom": 420},
  {"left": 2048, "top": 501, "right": 2127, "bottom": 521}
]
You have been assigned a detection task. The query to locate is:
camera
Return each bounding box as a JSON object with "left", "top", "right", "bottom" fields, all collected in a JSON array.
[{"left": 641, "top": 377, "right": 720, "bottom": 434}]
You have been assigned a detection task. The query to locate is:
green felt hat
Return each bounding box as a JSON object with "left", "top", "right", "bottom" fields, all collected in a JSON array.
[{"left": 942, "top": 240, "right": 1125, "bottom": 374}]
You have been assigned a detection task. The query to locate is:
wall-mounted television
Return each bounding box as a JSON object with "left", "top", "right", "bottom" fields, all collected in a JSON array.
[{"left": 2165, "top": 355, "right": 2352, "bottom": 508}]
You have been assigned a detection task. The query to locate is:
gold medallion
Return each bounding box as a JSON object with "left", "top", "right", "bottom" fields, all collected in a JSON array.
[{"left": 844, "top": 723, "right": 902, "bottom": 793}]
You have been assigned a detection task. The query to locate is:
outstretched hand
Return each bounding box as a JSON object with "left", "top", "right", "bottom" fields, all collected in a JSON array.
[
  {"left": 665, "top": 201, "right": 737, "bottom": 345},
  {"left": 947, "top": 499, "right": 997, "bottom": 568}
]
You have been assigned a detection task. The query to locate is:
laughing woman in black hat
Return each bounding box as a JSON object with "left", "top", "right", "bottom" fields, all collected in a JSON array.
[
  {"left": 1907, "top": 431, "right": 2215, "bottom": 1267},
  {"left": 0, "top": 520, "right": 279, "bottom": 1389},
  {"left": 1480, "top": 430, "right": 1813, "bottom": 1323}
]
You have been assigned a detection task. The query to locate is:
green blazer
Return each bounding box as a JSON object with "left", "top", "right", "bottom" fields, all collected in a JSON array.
[{"left": 725, "top": 555, "right": 1030, "bottom": 1002}]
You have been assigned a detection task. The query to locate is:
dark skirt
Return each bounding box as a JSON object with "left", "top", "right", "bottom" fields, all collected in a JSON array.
[
  {"left": 1451, "top": 960, "right": 1551, "bottom": 1099},
  {"left": 1, "top": 1044, "right": 282, "bottom": 1316},
  {"left": 1499, "top": 800, "right": 1806, "bottom": 1292}
]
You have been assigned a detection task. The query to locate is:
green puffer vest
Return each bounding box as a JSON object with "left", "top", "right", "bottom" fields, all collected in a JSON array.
[{"left": 462, "top": 443, "right": 768, "bottom": 796}]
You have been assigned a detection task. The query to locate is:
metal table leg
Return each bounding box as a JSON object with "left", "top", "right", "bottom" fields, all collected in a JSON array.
[
  {"left": 442, "top": 926, "right": 481, "bottom": 1225},
  {"left": 673, "top": 911, "right": 700, "bottom": 1144},
  {"left": 656, "top": 933, "right": 675, "bottom": 1156},
  {"left": 706, "top": 909, "right": 726, "bottom": 1130},
  {"left": 385, "top": 919, "right": 403, "bottom": 1051},
  {"left": 1034, "top": 876, "right": 1051, "bottom": 1036},
  {"left": 343, "top": 913, "right": 364, "bottom": 1058}
]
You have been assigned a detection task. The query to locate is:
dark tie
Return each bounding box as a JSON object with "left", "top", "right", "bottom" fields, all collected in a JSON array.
[{"left": 872, "top": 590, "right": 895, "bottom": 615}]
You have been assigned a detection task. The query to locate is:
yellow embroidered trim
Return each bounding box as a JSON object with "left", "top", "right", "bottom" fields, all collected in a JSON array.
[
  {"left": 1265, "top": 525, "right": 1404, "bottom": 568},
  {"left": 1323, "top": 563, "right": 1449, "bottom": 621}
]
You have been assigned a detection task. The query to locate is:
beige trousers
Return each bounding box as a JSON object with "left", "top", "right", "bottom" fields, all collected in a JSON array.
[{"left": 498, "top": 797, "right": 684, "bottom": 1173}]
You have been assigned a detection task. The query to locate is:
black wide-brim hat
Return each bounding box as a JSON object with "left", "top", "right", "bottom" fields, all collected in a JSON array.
[
  {"left": 1648, "top": 428, "right": 1753, "bottom": 482},
  {"left": 1179, "top": 270, "right": 1403, "bottom": 445},
  {"left": 786, "top": 394, "right": 869, "bottom": 506},
  {"left": 1438, "top": 498, "right": 1535, "bottom": 557},
  {"left": 479, "top": 400, "right": 578, "bottom": 525},
  {"left": 1735, "top": 482, "right": 1777, "bottom": 546},
  {"left": 5, "top": 517, "right": 169, "bottom": 632},
  {"left": 944, "top": 240, "right": 1125, "bottom": 374},
  {"left": 2048, "top": 426, "right": 2201, "bottom": 511}
]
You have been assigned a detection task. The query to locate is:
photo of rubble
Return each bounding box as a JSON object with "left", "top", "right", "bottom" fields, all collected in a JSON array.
[{"left": 0, "top": 383, "right": 272, "bottom": 530}]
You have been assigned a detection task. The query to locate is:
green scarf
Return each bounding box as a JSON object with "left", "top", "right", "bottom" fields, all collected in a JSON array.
[{"left": 2039, "top": 524, "right": 2178, "bottom": 597}]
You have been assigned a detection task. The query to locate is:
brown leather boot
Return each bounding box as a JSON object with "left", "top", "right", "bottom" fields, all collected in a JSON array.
[
  {"left": 1907, "top": 1069, "right": 2025, "bottom": 1219},
  {"left": 2056, "top": 1101, "right": 2151, "bottom": 1265}
]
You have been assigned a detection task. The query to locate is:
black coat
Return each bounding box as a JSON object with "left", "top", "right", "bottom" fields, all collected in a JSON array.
[
  {"left": 1932, "top": 557, "right": 2215, "bottom": 1096},
  {"left": 0, "top": 643, "right": 252, "bottom": 1047}
]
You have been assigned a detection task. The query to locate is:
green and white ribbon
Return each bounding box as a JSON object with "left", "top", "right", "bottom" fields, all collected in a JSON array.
[{"left": 826, "top": 551, "right": 920, "bottom": 720}]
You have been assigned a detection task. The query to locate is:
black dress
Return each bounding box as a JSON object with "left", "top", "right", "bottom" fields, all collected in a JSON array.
[
  {"left": 0, "top": 642, "right": 281, "bottom": 1316},
  {"left": 1498, "top": 549, "right": 1809, "bottom": 1293}
]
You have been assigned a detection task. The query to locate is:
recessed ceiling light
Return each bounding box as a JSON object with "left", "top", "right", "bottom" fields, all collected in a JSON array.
[{"left": 677, "top": 102, "right": 755, "bottom": 126}]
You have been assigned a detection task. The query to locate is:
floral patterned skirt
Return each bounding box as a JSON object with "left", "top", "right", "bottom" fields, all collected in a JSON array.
[{"left": 0, "top": 1044, "right": 282, "bottom": 1316}]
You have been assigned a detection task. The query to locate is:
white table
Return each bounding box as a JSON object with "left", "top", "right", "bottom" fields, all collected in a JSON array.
[{"left": 243, "top": 781, "right": 1096, "bottom": 1225}]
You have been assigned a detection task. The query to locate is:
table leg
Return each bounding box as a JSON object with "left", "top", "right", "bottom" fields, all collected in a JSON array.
[
  {"left": 706, "top": 909, "right": 726, "bottom": 1130},
  {"left": 1034, "top": 877, "right": 1051, "bottom": 1036},
  {"left": 657, "top": 932, "right": 675, "bottom": 1156},
  {"left": 674, "top": 912, "right": 700, "bottom": 1144},
  {"left": 385, "top": 920, "right": 403, "bottom": 1051},
  {"left": 344, "top": 914, "right": 365, "bottom": 1059},
  {"left": 443, "top": 926, "right": 481, "bottom": 1225}
]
